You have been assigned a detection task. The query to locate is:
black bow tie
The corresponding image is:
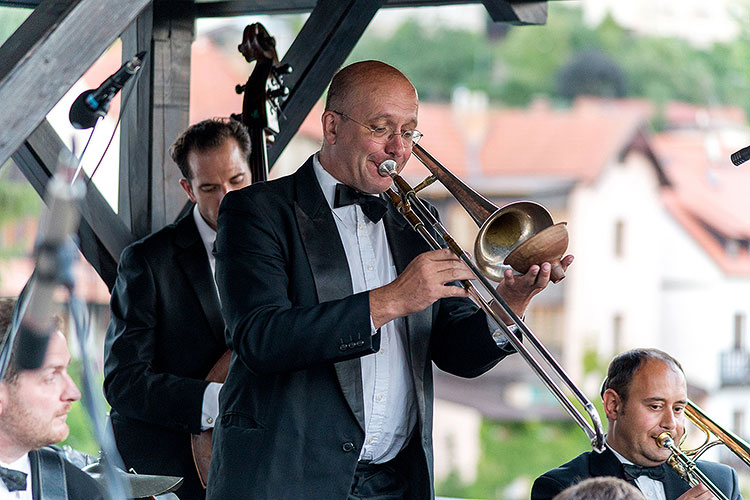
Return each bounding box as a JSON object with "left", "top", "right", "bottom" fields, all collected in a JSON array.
[
  {"left": 0, "top": 465, "right": 27, "bottom": 492},
  {"left": 623, "top": 463, "right": 666, "bottom": 481},
  {"left": 333, "top": 184, "right": 388, "bottom": 223}
]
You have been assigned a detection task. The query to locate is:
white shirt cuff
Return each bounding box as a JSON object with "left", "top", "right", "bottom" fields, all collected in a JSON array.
[
  {"left": 487, "top": 315, "right": 519, "bottom": 350},
  {"left": 201, "top": 382, "right": 222, "bottom": 431}
]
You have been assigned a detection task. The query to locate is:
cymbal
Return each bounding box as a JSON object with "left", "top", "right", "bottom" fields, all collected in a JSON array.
[{"left": 82, "top": 462, "right": 184, "bottom": 498}]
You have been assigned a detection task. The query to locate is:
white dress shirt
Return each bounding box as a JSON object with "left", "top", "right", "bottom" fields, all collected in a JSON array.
[
  {"left": 609, "top": 445, "right": 667, "bottom": 500},
  {"left": 0, "top": 454, "right": 32, "bottom": 500},
  {"left": 192, "top": 204, "right": 222, "bottom": 431},
  {"left": 313, "top": 156, "right": 416, "bottom": 464}
]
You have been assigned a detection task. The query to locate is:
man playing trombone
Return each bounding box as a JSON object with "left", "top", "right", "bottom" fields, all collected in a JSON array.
[
  {"left": 207, "top": 60, "right": 572, "bottom": 500},
  {"left": 532, "top": 348, "right": 742, "bottom": 500}
]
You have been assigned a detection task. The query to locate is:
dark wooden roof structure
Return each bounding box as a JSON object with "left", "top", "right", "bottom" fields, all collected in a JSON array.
[{"left": 0, "top": 0, "right": 551, "bottom": 289}]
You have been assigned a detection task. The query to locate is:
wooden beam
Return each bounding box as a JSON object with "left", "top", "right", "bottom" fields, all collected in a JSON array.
[
  {"left": 267, "top": 0, "right": 386, "bottom": 167},
  {"left": 0, "top": 0, "right": 152, "bottom": 168},
  {"left": 482, "top": 0, "right": 547, "bottom": 25},
  {"left": 192, "top": 0, "right": 550, "bottom": 19},
  {"left": 11, "top": 120, "right": 135, "bottom": 289},
  {"left": 119, "top": 1, "right": 195, "bottom": 239}
]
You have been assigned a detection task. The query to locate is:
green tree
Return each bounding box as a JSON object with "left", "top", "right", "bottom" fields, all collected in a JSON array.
[{"left": 0, "top": 7, "right": 31, "bottom": 47}]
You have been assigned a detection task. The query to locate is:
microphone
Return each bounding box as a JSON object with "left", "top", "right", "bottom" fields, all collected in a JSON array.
[
  {"left": 731, "top": 145, "right": 750, "bottom": 166},
  {"left": 14, "top": 153, "right": 84, "bottom": 370},
  {"left": 69, "top": 51, "right": 147, "bottom": 130}
]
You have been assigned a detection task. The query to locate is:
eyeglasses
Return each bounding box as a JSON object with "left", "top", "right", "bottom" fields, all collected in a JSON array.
[{"left": 332, "top": 111, "right": 423, "bottom": 146}]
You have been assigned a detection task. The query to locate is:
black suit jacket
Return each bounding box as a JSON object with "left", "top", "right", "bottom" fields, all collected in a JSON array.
[
  {"left": 206, "top": 158, "right": 510, "bottom": 500},
  {"left": 29, "top": 448, "right": 106, "bottom": 500},
  {"left": 104, "top": 212, "right": 228, "bottom": 500},
  {"left": 531, "top": 447, "right": 742, "bottom": 500}
]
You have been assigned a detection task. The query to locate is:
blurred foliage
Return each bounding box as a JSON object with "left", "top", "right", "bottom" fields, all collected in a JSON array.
[
  {"left": 0, "top": 164, "right": 41, "bottom": 261},
  {"left": 0, "top": 7, "right": 31, "bottom": 47},
  {"left": 436, "top": 420, "right": 591, "bottom": 500},
  {"left": 348, "top": 3, "right": 750, "bottom": 118},
  {"left": 60, "top": 359, "right": 104, "bottom": 456}
]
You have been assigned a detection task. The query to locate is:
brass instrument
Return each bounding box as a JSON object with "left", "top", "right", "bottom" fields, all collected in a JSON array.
[
  {"left": 377, "top": 144, "right": 606, "bottom": 452},
  {"left": 656, "top": 400, "right": 750, "bottom": 500}
]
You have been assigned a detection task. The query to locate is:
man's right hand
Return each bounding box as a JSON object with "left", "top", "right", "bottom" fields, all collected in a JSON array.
[
  {"left": 676, "top": 483, "right": 720, "bottom": 500},
  {"left": 369, "top": 249, "right": 472, "bottom": 329}
]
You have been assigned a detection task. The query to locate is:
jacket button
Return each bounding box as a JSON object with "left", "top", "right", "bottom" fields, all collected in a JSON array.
[
  {"left": 356, "top": 340, "right": 364, "bottom": 346},
  {"left": 339, "top": 344, "right": 347, "bottom": 351},
  {"left": 342, "top": 442, "right": 355, "bottom": 453}
]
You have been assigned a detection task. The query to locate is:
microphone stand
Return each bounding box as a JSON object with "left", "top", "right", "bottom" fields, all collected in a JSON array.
[{"left": 2, "top": 153, "right": 131, "bottom": 500}]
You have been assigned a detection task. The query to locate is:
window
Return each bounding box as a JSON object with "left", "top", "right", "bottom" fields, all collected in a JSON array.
[
  {"left": 734, "top": 313, "right": 746, "bottom": 351},
  {"left": 614, "top": 220, "right": 625, "bottom": 257},
  {"left": 613, "top": 313, "right": 623, "bottom": 352}
]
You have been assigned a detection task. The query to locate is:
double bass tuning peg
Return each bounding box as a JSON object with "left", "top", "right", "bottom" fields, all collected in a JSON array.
[
  {"left": 273, "top": 63, "right": 293, "bottom": 77},
  {"left": 268, "top": 87, "right": 289, "bottom": 100}
]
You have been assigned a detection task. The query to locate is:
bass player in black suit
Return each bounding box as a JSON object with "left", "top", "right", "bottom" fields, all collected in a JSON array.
[
  {"left": 532, "top": 348, "right": 742, "bottom": 500},
  {"left": 207, "top": 60, "right": 573, "bottom": 500},
  {"left": 103, "top": 118, "right": 252, "bottom": 500}
]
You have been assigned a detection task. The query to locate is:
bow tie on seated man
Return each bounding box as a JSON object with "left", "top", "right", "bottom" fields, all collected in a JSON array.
[
  {"left": 334, "top": 183, "right": 388, "bottom": 223},
  {"left": 0, "top": 465, "right": 27, "bottom": 492},
  {"left": 623, "top": 463, "right": 666, "bottom": 481}
]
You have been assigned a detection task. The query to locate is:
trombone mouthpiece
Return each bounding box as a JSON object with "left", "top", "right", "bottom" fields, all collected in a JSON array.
[
  {"left": 378, "top": 160, "right": 397, "bottom": 177},
  {"left": 656, "top": 432, "right": 674, "bottom": 449}
]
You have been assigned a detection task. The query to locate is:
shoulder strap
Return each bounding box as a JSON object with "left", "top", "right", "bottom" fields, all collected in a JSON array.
[{"left": 29, "top": 447, "right": 68, "bottom": 500}]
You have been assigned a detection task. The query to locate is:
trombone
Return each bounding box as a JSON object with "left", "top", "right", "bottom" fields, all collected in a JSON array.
[
  {"left": 656, "top": 400, "right": 750, "bottom": 500},
  {"left": 378, "top": 144, "right": 606, "bottom": 452}
]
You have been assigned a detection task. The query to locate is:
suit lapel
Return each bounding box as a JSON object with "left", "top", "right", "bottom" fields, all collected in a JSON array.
[
  {"left": 293, "top": 160, "right": 365, "bottom": 430},
  {"left": 591, "top": 447, "right": 690, "bottom": 500},
  {"left": 174, "top": 213, "right": 225, "bottom": 344},
  {"left": 590, "top": 447, "right": 629, "bottom": 480},
  {"left": 662, "top": 465, "right": 690, "bottom": 500}
]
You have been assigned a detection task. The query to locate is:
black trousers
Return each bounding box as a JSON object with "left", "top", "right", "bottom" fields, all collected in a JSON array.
[{"left": 348, "top": 459, "right": 409, "bottom": 500}]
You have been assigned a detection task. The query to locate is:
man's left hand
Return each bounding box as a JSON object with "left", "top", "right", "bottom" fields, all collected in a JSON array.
[{"left": 493, "top": 254, "right": 574, "bottom": 323}]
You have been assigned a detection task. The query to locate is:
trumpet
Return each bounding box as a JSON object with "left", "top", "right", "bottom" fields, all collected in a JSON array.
[
  {"left": 377, "top": 144, "right": 606, "bottom": 452},
  {"left": 656, "top": 400, "right": 750, "bottom": 500}
]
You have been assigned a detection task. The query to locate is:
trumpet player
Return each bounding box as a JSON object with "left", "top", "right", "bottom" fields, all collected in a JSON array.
[
  {"left": 207, "top": 60, "right": 572, "bottom": 500},
  {"left": 532, "top": 348, "right": 742, "bottom": 500}
]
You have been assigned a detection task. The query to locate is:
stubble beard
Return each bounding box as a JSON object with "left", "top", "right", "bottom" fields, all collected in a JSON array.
[{"left": 0, "top": 392, "right": 69, "bottom": 451}]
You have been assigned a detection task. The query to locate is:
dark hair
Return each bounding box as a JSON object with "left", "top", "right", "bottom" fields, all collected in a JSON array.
[
  {"left": 552, "top": 477, "right": 643, "bottom": 500},
  {"left": 169, "top": 118, "right": 251, "bottom": 180},
  {"left": 601, "top": 348, "right": 683, "bottom": 402},
  {"left": 0, "top": 297, "right": 64, "bottom": 384},
  {"left": 0, "top": 297, "right": 19, "bottom": 382}
]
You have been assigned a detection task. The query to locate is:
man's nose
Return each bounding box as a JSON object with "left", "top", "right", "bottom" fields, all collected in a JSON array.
[
  {"left": 63, "top": 372, "right": 81, "bottom": 402},
  {"left": 660, "top": 410, "right": 678, "bottom": 431},
  {"left": 384, "top": 133, "right": 409, "bottom": 155}
]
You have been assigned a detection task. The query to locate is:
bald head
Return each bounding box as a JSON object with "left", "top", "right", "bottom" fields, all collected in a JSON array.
[{"left": 326, "top": 60, "right": 417, "bottom": 114}]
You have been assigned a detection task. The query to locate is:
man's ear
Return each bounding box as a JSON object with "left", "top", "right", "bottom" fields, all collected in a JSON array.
[
  {"left": 603, "top": 388, "right": 621, "bottom": 421},
  {"left": 179, "top": 178, "right": 197, "bottom": 203},
  {"left": 0, "top": 383, "right": 9, "bottom": 416},
  {"left": 321, "top": 111, "right": 338, "bottom": 145}
]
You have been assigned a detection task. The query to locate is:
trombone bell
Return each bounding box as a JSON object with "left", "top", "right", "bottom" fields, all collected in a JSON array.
[{"left": 475, "top": 201, "right": 569, "bottom": 283}]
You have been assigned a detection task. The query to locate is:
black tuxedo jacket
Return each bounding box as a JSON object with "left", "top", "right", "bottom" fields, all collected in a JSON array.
[
  {"left": 104, "top": 212, "right": 228, "bottom": 500},
  {"left": 531, "top": 447, "right": 742, "bottom": 500},
  {"left": 206, "top": 158, "right": 510, "bottom": 500},
  {"left": 29, "top": 447, "right": 105, "bottom": 500}
]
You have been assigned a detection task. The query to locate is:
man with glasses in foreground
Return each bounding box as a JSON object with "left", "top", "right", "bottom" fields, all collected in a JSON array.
[{"left": 208, "top": 60, "right": 573, "bottom": 500}]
